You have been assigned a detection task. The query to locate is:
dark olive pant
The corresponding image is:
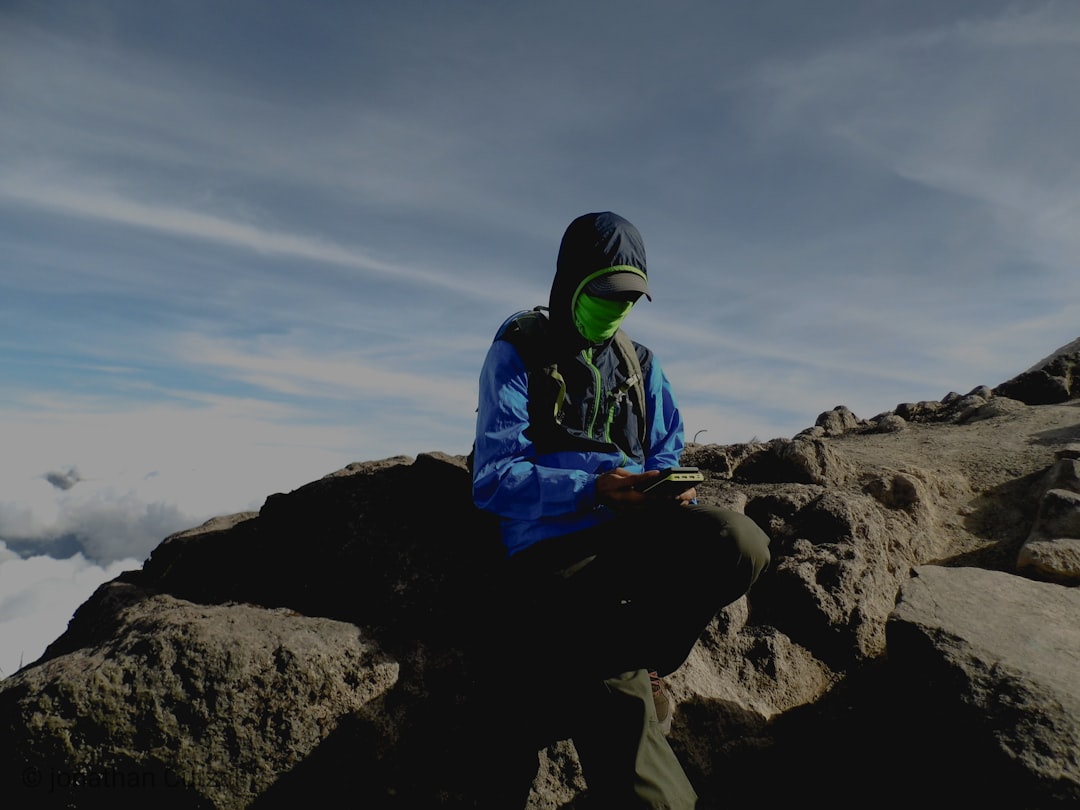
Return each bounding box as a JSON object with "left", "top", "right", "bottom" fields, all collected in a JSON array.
[{"left": 474, "top": 503, "right": 771, "bottom": 809}]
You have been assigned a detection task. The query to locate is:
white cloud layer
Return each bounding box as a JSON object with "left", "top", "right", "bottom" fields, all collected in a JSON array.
[
  {"left": 0, "top": 395, "right": 408, "bottom": 562},
  {"left": 0, "top": 545, "right": 141, "bottom": 678}
]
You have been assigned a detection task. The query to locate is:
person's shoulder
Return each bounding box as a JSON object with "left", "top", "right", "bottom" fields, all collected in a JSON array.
[
  {"left": 481, "top": 332, "right": 528, "bottom": 380},
  {"left": 495, "top": 309, "right": 554, "bottom": 369},
  {"left": 495, "top": 309, "right": 547, "bottom": 343}
]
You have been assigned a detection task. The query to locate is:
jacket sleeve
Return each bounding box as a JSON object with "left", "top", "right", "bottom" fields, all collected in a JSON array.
[
  {"left": 642, "top": 352, "right": 685, "bottom": 472},
  {"left": 472, "top": 340, "right": 599, "bottom": 520}
]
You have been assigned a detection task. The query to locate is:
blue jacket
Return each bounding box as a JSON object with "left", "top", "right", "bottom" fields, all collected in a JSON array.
[{"left": 472, "top": 212, "right": 686, "bottom": 556}]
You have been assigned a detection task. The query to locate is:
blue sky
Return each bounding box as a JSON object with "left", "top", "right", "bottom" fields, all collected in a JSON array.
[{"left": 2, "top": 0, "right": 1079, "bottom": 675}]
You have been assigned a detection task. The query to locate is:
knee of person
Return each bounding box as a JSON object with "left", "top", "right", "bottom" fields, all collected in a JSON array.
[
  {"left": 722, "top": 510, "right": 771, "bottom": 570},
  {"left": 676, "top": 505, "right": 771, "bottom": 562}
]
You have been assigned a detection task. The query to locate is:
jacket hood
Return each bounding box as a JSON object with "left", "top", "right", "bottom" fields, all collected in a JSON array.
[{"left": 548, "top": 212, "right": 649, "bottom": 350}]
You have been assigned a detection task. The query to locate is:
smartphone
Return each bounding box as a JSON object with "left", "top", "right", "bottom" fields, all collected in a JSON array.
[{"left": 635, "top": 466, "right": 704, "bottom": 498}]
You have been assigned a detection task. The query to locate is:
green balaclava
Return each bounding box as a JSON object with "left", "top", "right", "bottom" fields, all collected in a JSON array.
[
  {"left": 573, "top": 292, "right": 634, "bottom": 344},
  {"left": 571, "top": 267, "right": 648, "bottom": 344}
]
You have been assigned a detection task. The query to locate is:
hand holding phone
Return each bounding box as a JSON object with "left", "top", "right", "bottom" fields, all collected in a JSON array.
[{"left": 634, "top": 467, "right": 704, "bottom": 499}]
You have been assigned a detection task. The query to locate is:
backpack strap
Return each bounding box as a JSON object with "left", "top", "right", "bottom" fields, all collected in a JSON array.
[
  {"left": 611, "top": 329, "right": 648, "bottom": 451},
  {"left": 497, "top": 308, "right": 567, "bottom": 423}
]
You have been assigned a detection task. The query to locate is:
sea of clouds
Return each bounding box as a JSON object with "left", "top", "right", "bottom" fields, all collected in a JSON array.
[
  {"left": 0, "top": 441, "right": 349, "bottom": 679},
  {"left": 0, "top": 465, "right": 202, "bottom": 677}
]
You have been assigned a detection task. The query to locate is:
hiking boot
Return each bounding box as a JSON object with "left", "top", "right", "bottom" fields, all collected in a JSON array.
[{"left": 649, "top": 670, "right": 673, "bottom": 735}]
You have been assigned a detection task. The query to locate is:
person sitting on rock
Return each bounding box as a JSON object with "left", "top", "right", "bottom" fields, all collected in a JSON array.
[{"left": 471, "top": 211, "right": 771, "bottom": 809}]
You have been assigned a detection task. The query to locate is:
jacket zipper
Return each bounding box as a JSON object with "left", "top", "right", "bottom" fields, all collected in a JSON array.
[{"left": 582, "top": 347, "right": 603, "bottom": 438}]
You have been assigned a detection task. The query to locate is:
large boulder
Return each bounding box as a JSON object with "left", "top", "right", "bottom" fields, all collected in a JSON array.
[
  {"left": 888, "top": 566, "right": 1080, "bottom": 806},
  {"left": 0, "top": 582, "right": 397, "bottom": 809}
]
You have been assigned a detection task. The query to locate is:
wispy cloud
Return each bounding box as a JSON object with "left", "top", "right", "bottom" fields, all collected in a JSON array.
[
  {"left": 0, "top": 173, "right": 508, "bottom": 299},
  {"left": 752, "top": 4, "right": 1080, "bottom": 256},
  {"left": 169, "top": 332, "right": 479, "bottom": 411}
]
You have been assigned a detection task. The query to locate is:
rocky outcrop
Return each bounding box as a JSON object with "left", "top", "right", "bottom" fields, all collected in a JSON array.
[
  {"left": 3, "top": 339, "right": 1080, "bottom": 808},
  {"left": 995, "top": 338, "right": 1080, "bottom": 405},
  {"left": 1017, "top": 453, "right": 1080, "bottom": 584}
]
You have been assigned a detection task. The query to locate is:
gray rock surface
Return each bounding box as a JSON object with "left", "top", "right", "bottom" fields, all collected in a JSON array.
[
  {"left": 3, "top": 337, "right": 1080, "bottom": 808},
  {"left": 1017, "top": 459, "right": 1080, "bottom": 584},
  {"left": 2, "top": 583, "right": 397, "bottom": 809},
  {"left": 888, "top": 566, "right": 1080, "bottom": 805}
]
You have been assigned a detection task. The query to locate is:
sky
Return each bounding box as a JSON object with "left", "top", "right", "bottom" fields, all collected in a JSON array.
[{"left": 2, "top": 0, "right": 1079, "bottom": 677}]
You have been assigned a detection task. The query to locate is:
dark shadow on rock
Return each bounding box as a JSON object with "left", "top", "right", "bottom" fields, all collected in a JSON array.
[
  {"left": 665, "top": 694, "right": 770, "bottom": 807},
  {"left": 740, "top": 493, "right": 868, "bottom": 670},
  {"left": 248, "top": 691, "right": 494, "bottom": 810},
  {"left": 132, "top": 453, "right": 507, "bottom": 660},
  {"left": 995, "top": 369, "right": 1074, "bottom": 405},
  {"left": 677, "top": 657, "right": 1042, "bottom": 808},
  {"left": 886, "top": 616, "right": 1071, "bottom": 808},
  {"left": 252, "top": 640, "right": 566, "bottom": 809},
  {"left": 1029, "top": 417, "right": 1080, "bottom": 447},
  {"left": 2, "top": 751, "right": 210, "bottom": 810},
  {"left": 949, "top": 468, "right": 1046, "bottom": 571}
]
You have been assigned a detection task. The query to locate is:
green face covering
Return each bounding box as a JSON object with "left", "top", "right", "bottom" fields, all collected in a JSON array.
[{"left": 573, "top": 293, "right": 634, "bottom": 344}]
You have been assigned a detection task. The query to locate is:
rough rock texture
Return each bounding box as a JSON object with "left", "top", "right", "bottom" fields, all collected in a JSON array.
[
  {"left": 3, "top": 337, "right": 1080, "bottom": 808},
  {"left": 0, "top": 585, "right": 397, "bottom": 809},
  {"left": 888, "top": 566, "right": 1080, "bottom": 804},
  {"left": 1017, "top": 458, "right": 1080, "bottom": 584}
]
